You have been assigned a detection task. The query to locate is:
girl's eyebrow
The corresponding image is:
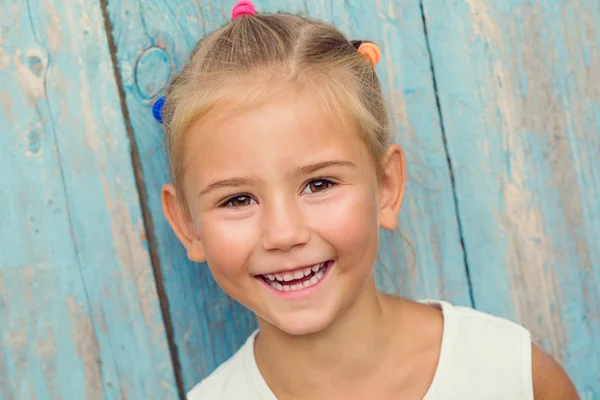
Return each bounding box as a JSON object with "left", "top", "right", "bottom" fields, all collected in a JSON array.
[
  {"left": 197, "top": 160, "right": 356, "bottom": 197},
  {"left": 197, "top": 177, "right": 257, "bottom": 197},
  {"left": 294, "top": 160, "right": 356, "bottom": 176}
]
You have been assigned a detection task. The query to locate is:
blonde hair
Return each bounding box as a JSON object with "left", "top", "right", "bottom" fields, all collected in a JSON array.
[{"left": 162, "top": 12, "right": 390, "bottom": 208}]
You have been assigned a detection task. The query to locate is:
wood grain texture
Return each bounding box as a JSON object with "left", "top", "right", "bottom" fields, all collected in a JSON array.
[
  {"left": 104, "top": 0, "right": 471, "bottom": 391},
  {"left": 422, "top": 0, "right": 600, "bottom": 396},
  {"left": 104, "top": 0, "right": 260, "bottom": 392},
  {"left": 0, "top": 1, "right": 178, "bottom": 398}
]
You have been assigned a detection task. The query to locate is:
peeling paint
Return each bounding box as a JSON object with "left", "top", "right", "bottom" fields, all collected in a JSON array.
[
  {"left": 0, "top": 47, "right": 10, "bottom": 69},
  {"left": 101, "top": 176, "right": 159, "bottom": 335},
  {"left": 423, "top": 0, "right": 600, "bottom": 392},
  {"left": 67, "top": 297, "right": 104, "bottom": 400},
  {"left": 42, "top": 1, "right": 62, "bottom": 53},
  {"left": 79, "top": 69, "right": 102, "bottom": 154},
  {"left": 14, "top": 49, "right": 46, "bottom": 99},
  {"left": 0, "top": 91, "right": 12, "bottom": 119},
  {"left": 465, "top": 0, "right": 504, "bottom": 46},
  {"left": 37, "top": 327, "right": 58, "bottom": 399},
  {"left": 2, "top": 0, "right": 178, "bottom": 396}
]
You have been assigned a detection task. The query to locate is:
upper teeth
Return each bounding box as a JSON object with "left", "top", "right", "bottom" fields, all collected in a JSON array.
[{"left": 264, "top": 262, "right": 324, "bottom": 282}]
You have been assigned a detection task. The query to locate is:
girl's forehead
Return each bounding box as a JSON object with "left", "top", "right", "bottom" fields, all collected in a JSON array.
[
  {"left": 189, "top": 91, "right": 360, "bottom": 151},
  {"left": 182, "top": 94, "right": 369, "bottom": 181}
]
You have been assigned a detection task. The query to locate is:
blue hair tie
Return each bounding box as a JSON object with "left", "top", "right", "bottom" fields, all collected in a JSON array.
[{"left": 152, "top": 96, "right": 166, "bottom": 123}]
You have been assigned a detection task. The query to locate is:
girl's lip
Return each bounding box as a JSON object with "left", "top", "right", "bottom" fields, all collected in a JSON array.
[
  {"left": 256, "top": 260, "right": 333, "bottom": 299},
  {"left": 257, "top": 261, "right": 327, "bottom": 277}
]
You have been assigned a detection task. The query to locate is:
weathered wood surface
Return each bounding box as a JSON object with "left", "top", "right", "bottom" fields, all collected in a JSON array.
[
  {"left": 422, "top": 0, "right": 600, "bottom": 396},
  {"left": 5, "top": 0, "right": 598, "bottom": 398},
  {"left": 105, "top": 0, "right": 470, "bottom": 391},
  {"left": 0, "top": 1, "right": 178, "bottom": 399}
]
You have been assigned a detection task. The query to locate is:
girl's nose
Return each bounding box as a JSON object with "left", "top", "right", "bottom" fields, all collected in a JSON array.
[{"left": 260, "top": 199, "right": 310, "bottom": 252}]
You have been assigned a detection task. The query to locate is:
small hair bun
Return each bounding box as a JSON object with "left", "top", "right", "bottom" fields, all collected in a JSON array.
[
  {"left": 152, "top": 96, "right": 166, "bottom": 123},
  {"left": 232, "top": 0, "right": 256, "bottom": 20},
  {"left": 357, "top": 42, "right": 381, "bottom": 67}
]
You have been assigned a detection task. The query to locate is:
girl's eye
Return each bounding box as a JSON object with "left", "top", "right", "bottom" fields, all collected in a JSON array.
[
  {"left": 304, "top": 179, "right": 335, "bottom": 194},
  {"left": 221, "top": 180, "right": 335, "bottom": 207},
  {"left": 223, "top": 195, "right": 255, "bottom": 208}
]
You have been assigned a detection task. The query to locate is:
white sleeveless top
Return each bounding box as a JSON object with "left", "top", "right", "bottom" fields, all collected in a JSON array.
[{"left": 187, "top": 301, "right": 534, "bottom": 399}]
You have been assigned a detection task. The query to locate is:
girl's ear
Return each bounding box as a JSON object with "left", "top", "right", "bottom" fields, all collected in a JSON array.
[
  {"left": 378, "top": 143, "right": 406, "bottom": 230},
  {"left": 161, "top": 184, "right": 207, "bottom": 262}
]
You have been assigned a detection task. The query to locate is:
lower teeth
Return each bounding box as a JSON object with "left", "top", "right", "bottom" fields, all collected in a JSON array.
[{"left": 268, "top": 263, "right": 327, "bottom": 292}]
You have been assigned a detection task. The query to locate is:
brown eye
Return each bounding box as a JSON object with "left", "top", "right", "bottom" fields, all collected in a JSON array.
[
  {"left": 226, "top": 195, "right": 254, "bottom": 208},
  {"left": 306, "top": 179, "right": 334, "bottom": 194}
]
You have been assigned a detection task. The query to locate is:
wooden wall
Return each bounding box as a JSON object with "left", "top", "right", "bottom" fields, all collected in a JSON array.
[{"left": 1, "top": 0, "right": 598, "bottom": 398}]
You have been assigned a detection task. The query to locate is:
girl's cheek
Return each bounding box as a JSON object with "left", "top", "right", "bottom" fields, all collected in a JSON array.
[
  {"left": 200, "top": 214, "right": 258, "bottom": 270},
  {"left": 308, "top": 188, "right": 378, "bottom": 249}
]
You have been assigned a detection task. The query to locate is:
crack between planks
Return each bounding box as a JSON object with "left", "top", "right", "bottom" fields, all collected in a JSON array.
[
  {"left": 98, "top": 0, "right": 185, "bottom": 398},
  {"left": 419, "top": 0, "right": 476, "bottom": 309}
]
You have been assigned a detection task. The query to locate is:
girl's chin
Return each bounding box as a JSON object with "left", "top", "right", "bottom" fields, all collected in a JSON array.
[{"left": 255, "top": 309, "right": 338, "bottom": 336}]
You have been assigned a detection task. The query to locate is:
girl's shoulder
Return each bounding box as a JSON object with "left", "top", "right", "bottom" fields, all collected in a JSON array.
[
  {"left": 418, "top": 300, "right": 534, "bottom": 399},
  {"left": 187, "top": 330, "right": 272, "bottom": 400}
]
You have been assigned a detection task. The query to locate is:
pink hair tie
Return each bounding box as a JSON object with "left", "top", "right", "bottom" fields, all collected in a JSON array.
[{"left": 232, "top": 0, "right": 256, "bottom": 20}]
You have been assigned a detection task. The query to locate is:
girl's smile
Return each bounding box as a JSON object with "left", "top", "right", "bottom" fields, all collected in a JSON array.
[{"left": 256, "top": 259, "right": 333, "bottom": 299}]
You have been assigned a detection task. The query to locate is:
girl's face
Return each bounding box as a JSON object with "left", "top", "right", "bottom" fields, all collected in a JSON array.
[{"left": 163, "top": 90, "right": 404, "bottom": 335}]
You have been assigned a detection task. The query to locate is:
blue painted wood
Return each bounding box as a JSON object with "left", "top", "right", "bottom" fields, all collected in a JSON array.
[
  {"left": 105, "top": 0, "right": 470, "bottom": 391},
  {"left": 422, "top": 0, "right": 600, "bottom": 396},
  {"left": 0, "top": 1, "right": 178, "bottom": 398},
  {"left": 104, "top": 1, "right": 259, "bottom": 392}
]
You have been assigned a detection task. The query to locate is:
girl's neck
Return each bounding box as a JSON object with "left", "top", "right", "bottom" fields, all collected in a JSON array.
[{"left": 254, "top": 277, "right": 407, "bottom": 397}]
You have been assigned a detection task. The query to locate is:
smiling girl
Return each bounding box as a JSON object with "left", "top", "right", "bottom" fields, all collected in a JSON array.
[{"left": 157, "top": 1, "right": 578, "bottom": 398}]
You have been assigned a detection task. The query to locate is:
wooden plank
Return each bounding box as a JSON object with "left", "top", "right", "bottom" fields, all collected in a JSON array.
[
  {"left": 105, "top": 0, "right": 471, "bottom": 391},
  {"left": 0, "top": 1, "right": 178, "bottom": 398},
  {"left": 422, "top": 0, "right": 600, "bottom": 395},
  {"left": 103, "top": 1, "right": 260, "bottom": 392}
]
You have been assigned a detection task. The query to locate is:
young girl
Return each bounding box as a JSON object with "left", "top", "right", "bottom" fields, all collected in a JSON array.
[{"left": 157, "top": 1, "right": 579, "bottom": 398}]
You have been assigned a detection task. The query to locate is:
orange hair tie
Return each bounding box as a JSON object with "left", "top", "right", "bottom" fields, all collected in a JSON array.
[{"left": 357, "top": 43, "right": 381, "bottom": 67}]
